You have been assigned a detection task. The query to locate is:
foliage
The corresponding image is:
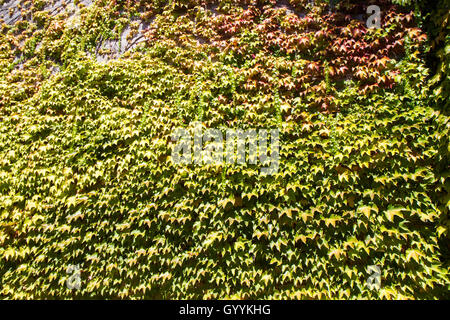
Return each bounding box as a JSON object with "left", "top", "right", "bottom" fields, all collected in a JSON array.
[{"left": 0, "top": 0, "right": 448, "bottom": 299}]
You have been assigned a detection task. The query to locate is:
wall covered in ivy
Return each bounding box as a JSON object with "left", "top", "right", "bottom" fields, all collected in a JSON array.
[{"left": 0, "top": 0, "right": 448, "bottom": 299}]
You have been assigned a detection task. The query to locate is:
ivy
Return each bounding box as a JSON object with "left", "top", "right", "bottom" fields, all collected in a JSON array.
[{"left": 0, "top": 0, "right": 448, "bottom": 299}]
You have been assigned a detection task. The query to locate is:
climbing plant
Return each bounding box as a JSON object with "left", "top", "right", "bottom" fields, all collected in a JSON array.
[{"left": 0, "top": 0, "right": 448, "bottom": 299}]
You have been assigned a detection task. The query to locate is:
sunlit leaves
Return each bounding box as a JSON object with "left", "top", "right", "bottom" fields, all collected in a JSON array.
[{"left": 0, "top": 0, "right": 448, "bottom": 300}]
